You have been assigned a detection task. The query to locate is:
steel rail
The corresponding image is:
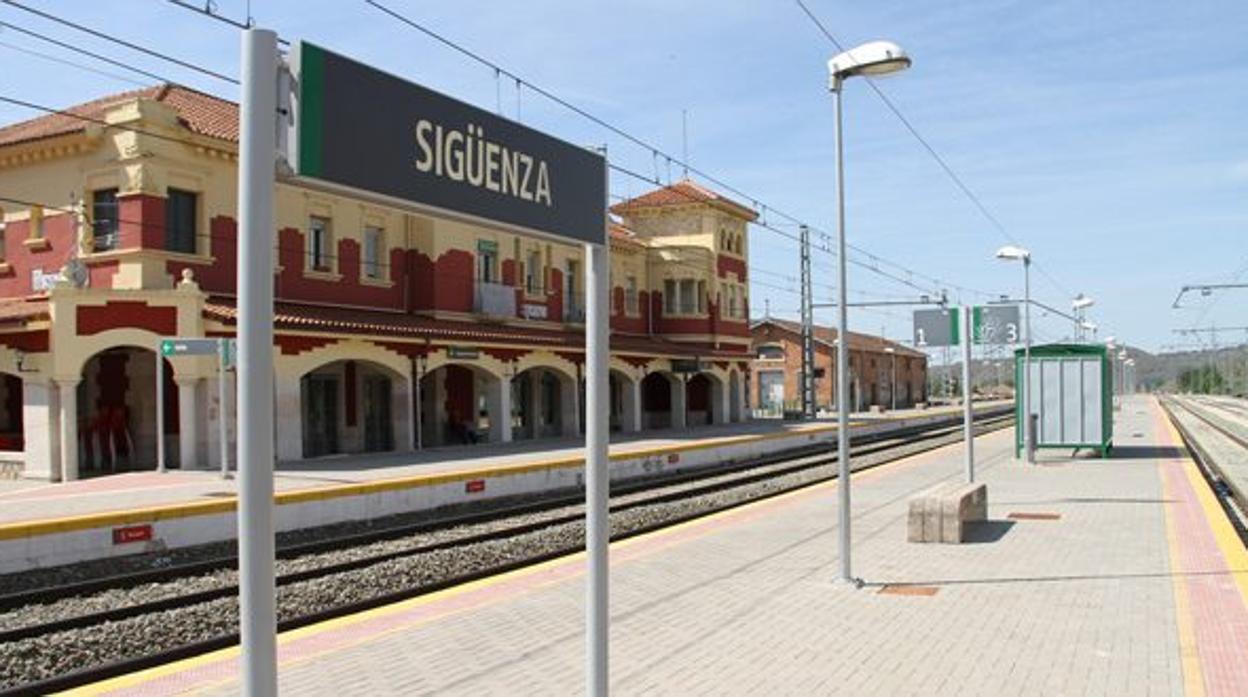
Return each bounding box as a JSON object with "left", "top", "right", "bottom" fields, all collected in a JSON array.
[{"left": 1158, "top": 396, "right": 1248, "bottom": 542}]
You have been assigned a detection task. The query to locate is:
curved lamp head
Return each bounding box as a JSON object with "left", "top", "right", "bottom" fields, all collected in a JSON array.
[
  {"left": 828, "top": 40, "right": 910, "bottom": 89},
  {"left": 995, "top": 245, "right": 1030, "bottom": 262},
  {"left": 1072, "top": 293, "right": 1095, "bottom": 310}
]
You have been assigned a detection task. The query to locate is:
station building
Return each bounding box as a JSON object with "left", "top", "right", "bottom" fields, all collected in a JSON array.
[
  {"left": 751, "top": 318, "right": 927, "bottom": 414},
  {"left": 0, "top": 84, "right": 755, "bottom": 481}
]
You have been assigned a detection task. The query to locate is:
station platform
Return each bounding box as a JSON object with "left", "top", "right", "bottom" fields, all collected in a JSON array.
[
  {"left": 72, "top": 396, "right": 1248, "bottom": 696},
  {"left": 0, "top": 403, "right": 1006, "bottom": 574}
]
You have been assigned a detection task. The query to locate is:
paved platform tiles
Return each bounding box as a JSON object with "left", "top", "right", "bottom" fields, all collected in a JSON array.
[
  {"left": 0, "top": 402, "right": 992, "bottom": 527},
  {"left": 72, "top": 396, "right": 1248, "bottom": 696}
]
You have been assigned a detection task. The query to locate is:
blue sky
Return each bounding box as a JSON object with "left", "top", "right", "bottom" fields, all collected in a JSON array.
[{"left": 1, "top": 0, "right": 1245, "bottom": 353}]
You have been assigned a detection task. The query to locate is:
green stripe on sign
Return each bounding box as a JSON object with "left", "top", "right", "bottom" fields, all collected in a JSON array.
[{"left": 298, "top": 42, "right": 325, "bottom": 178}]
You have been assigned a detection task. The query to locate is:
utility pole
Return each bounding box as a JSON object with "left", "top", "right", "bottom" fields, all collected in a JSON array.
[{"left": 799, "top": 224, "right": 815, "bottom": 418}]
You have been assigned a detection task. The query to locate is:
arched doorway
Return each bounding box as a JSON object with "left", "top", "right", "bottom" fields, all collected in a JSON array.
[
  {"left": 686, "top": 374, "right": 713, "bottom": 426},
  {"left": 419, "top": 363, "right": 505, "bottom": 446},
  {"left": 0, "top": 373, "right": 23, "bottom": 452},
  {"left": 512, "top": 366, "right": 578, "bottom": 440},
  {"left": 79, "top": 347, "right": 175, "bottom": 474},
  {"left": 608, "top": 369, "right": 639, "bottom": 433},
  {"left": 301, "top": 359, "right": 403, "bottom": 458},
  {"left": 641, "top": 372, "right": 675, "bottom": 429}
]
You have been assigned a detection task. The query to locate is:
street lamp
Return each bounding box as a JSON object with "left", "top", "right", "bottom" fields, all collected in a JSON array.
[
  {"left": 1072, "top": 294, "right": 1094, "bottom": 341},
  {"left": 884, "top": 346, "right": 897, "bottom": 411},
  {"left": 996, "top": 245, "right": 1033, "bottom": 463},
  {"left": 828, "top": 39, "right": 911, "bottom": 584}
]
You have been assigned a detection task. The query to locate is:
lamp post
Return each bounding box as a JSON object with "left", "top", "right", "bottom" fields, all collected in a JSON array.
[
  {"left": 996, "top": 245, "right": 1033, "bottom": 463},
  {"left": 1072, "top": 294, "right": 1094, "bottom": 342},
  {"left": 828, "top": 39, "right": 911, "bottom": 584}
]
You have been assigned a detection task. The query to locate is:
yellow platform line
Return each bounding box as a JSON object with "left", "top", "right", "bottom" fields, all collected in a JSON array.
[
  {"left": 2, "top": 405, "right": 1000, "bottom": 542},
  {"left": 64, "top": 412, "right": 989, "bottom": 696}
]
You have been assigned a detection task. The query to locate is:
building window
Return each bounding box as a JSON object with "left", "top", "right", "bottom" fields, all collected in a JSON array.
[
  {"left": 679, "top": 279, "right": 697, "bottom": 315},
  {"left": 363, "top": 225, "right": 384, "bottom": 280},
  {"left": 92, "top": 188, "right": 119, "bottom": 252},
  {"left": 477, "top": 239, "right": 498, "bottom": 283},
  {"left": 165, "top": 188, "right": 197, "bottom": 254},
  {"left": 625, "top": 275, "right": 638, "bottom": 315},
  {"left": 696, "top": 280, "right": 707, "bottom": 314},
  {"left": 526, "top": 249, "right": 542, "bottom": 294},
  {"left": 727, "top": 285, "right": 737, "bottom": 318},
  {"left": 664, "top": 279, "right": 677, "bottom": 314},
  {"left": 757, "top": 344, "right": 784, "bottom": 360},
  {"left": 308, "top": 215, "right": 333, "bottom": 271}
]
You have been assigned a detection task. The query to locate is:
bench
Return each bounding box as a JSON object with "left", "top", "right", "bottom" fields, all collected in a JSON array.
[{"left": 907, "top": 482, "right": 988, "bottom": 543}]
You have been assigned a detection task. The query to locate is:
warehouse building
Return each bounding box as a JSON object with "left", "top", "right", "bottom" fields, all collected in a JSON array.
[{"left": 750, "top": 318, "right": 927, "bottom": 415}]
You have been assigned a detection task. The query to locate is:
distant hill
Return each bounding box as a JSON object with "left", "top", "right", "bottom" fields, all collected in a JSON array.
[{"left": 923, "top": 344, "right": 1248, "bottom": 398}]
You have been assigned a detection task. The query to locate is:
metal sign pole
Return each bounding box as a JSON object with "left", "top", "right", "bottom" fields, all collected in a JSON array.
[
  {"left": 219, "top": 339, "right": 231, "bottom": 479},
  {"left": 962, "top": 305, "right": 975, "bottom": 482},
  {"left": 238, "top": 27, "right": 278, "bottom": 697},
  {"left": 156, "top": 348, "right": 165, "bottom": 473},
  {"left": 585, "top": 239, "right": 610, "bottom": 696}
]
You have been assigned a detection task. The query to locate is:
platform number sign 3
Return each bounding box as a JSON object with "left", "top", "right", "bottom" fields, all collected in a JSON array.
[{"left": 972, "top": 305, "right": 1021, "bottom": 346}]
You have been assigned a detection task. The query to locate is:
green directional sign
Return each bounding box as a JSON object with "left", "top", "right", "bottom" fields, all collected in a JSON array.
[
  {"left": 220, "top": 339, "right": 237, "bottom": 369},
  {"left": 159, "top": 338, "right": 220, "bottom": 357}
]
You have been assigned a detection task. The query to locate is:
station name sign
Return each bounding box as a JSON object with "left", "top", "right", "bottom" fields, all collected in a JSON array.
[{"left": 293, "top": 42, "right": 606, "bottom": 245}]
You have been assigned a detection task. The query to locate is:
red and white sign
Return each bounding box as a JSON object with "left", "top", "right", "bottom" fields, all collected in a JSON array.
[{"left": 112, "top": 524, "right": 154, "bottom": 545}]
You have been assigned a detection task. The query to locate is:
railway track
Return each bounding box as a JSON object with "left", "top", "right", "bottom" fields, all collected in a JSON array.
[
  {"left": 0, "top": 411, "right": 1012, "bottom": 695},
  {"left": 1159, "top": 396, "right": 1248, "bottom": 543}
]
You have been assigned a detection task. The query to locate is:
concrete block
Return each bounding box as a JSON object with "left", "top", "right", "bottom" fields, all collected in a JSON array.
[
  {"left": 940, "top": 483, "right": 988, "bottom": 543},
  {"left": 908, "top": 482, "right": 987, "bottom": 544},
  {"left": 907, "top": 496, "right": 928, "bottom": 542}
]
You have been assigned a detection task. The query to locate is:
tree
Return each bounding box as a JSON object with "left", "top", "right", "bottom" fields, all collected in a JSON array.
[{"left": 1177, "top": 365, "right": 1225, "bottom": 394}]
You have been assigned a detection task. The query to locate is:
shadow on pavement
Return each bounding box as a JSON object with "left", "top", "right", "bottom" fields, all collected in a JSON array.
[
  {"left": 962, "top": 520, "right": 1015, "bottom": 543},
  {"left": 1107, "top": 445, "right": 1187, "bottom": 460}
]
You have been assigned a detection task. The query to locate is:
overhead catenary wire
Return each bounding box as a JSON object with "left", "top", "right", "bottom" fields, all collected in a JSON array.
[
  {"left": 1, "top": 0, "right": 239, "bottom": 84},
  {"left": 0, "top": 23, "right": 152, "bottom": 86},
  {"left": 362, "top": 0, "right": 997, "bottom": 307},
  {"left": 163, "top": 0, "right": 292, "bottom": 47},
  {"left": 1, "top": 8, "right": 1034, "bottom": 332},
  {"left": 791, "top": 0, "right": 1075, "bottom": 302},
  {"left": 0, "top": 5, "right": 962, "bottom": 307}
]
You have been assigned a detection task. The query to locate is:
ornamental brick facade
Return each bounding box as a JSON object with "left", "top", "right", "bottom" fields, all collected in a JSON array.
[{"left": 0, "top": 85, "right": 755, "bottom": 481}]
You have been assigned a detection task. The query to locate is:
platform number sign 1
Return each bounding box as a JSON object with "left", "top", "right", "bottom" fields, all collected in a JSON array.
[{"left": 913, "top": 308, "right": 958, "bottom": 347}]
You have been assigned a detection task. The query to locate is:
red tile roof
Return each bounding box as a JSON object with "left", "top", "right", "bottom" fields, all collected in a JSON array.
[
  {"left": 610, "top": 179, "right": 758, "bottom": 221},
  {"left": 0, "top": 84, "right": 238, "bottom": 148}
]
